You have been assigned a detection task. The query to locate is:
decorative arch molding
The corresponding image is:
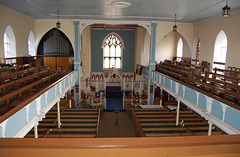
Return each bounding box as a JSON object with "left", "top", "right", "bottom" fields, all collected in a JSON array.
[
  {"left": 78, "top": 20, "right": 151, "bottom": 35},
  {"left": 36, "top": 27, "right": 74, "bottom": 49},
  {"left": 159, "top": 30, "right": 191, "bottom": 51},
  {"left": 101, "top": 32, "right": 125, "bottom": 49},
  {"left": 37, "top": 28, "right": 74, "bottom": 57}
]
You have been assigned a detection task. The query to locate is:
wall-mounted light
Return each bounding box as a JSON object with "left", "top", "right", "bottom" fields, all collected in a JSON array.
[
  {"left": 173, "top": 14, "right": 177, "bottom": 31},
  {"left": 56, "top": 11, "right": 61, "bottom": 28},
  {"left": 222, "top": 0, "right": 230, "bottom": 17}
]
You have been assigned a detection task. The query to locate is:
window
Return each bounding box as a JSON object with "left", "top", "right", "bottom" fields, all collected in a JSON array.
[
  {"left": 103, "top": 33, "right": 123, "bottom": 69},
  {"left": 28, "top": 31, "right": 36, "bottom": 56},
  {"left": 177, "top": 37, "right": 183, "bottom": 61},
  {"left": 213, "top": 30, "right": 228, "bottom": 70},
  {"left": 3, "top": 25, "right": 16, "bottom": 59},
  {"left": 196, "top": 40, "right": 200, "bottom": 64},
  {"left": 4, "top": 33, "right": 10, "bottom": 58}
]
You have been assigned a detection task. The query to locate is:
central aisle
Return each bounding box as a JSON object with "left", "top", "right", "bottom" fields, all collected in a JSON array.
[{"left": 99, "top": 111, "right": 137, "bottom": 137}]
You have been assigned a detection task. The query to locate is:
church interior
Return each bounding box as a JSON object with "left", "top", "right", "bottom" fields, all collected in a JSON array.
[{"left": 0, "top": 0, "right": 240, "bottom": 156}]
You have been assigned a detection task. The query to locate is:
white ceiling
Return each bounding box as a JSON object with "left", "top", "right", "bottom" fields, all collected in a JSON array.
[{"left": 0, "top": 0, "right": 240, "bottom": 23}]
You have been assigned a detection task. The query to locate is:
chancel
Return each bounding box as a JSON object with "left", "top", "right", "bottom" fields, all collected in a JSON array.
[{"left": 0, "top": 0, "right": 240, "bottom": 156}]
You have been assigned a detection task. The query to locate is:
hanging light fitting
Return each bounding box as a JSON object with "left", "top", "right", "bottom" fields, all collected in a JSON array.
[
  {"left": 173, "top": 14, "right": 177, "bottom": 31},
  {"left": 222, "top": 0, "right": 230, "bottom": 17},
  {"left": 56, "top": 11, "right": 61, "bottom": 28}
]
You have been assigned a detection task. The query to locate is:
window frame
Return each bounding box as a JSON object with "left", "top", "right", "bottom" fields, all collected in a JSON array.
[
  {"left": 3, "top": 25, "right": 16, "bottom": 59},
  {"left": 177, "top": 37, "right": 183, "bottom": 62},
  {"left": 213, "top": 30, "right": 228, "bottom": 70},
  {"left": 102, "top": 32, "right": 125, "bottom": 70},
  {"left": 28, "top": 31, "right": 36, "bottom": 56}
]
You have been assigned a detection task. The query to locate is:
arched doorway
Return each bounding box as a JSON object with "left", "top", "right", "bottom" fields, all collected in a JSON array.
[{"left": 37, "top": 28, "right": 74, "bottom": 71}]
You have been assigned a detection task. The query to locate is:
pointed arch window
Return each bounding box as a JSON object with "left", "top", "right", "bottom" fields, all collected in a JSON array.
[
  {"left": 4, "top": 33, "right": 10, "bottom": 58},
  {"left": 196, "top": 40, "right": 200, "bottom": 64},
  {"left": 213, "top": 31, "right": 228, "bottom": 70},
  {"left": 3, "top": 25, "right": 16, "bottom": 59},
  {"left": 176, "top": 37, "right": 183, "bottom": 61},
  {"left": 103, "top": 33, "right": 123, "bottom": 69},
  {"left": 28, "top": 31, "right": 36, "bottom": 56}
]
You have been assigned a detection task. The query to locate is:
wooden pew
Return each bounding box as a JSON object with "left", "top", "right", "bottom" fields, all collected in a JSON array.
[
  {"left": 25, "top": 108, "right": 99, "bottom": 138},
  {"left": 0, "top": 69, "right": 50, "bottom": 96},
  {"left": 133, "top": 107, "right": 224, "bottom": 137},
  {"left": 0, "top": 63, "right": 31, "bottom": 76},
  {"left": 0, "top": 71, "right": 62, "bottom": 114}
]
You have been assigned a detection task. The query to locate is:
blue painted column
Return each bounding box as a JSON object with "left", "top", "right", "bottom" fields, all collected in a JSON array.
[
  {"left": 148, "top": 23, "right": 157, "bottom": 105},
  {"left": 73, "top": 21, "right": 81, "bottom": 105}
]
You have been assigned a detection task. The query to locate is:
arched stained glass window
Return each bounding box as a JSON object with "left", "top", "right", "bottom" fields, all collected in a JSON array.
[{"left": 103, "top": 34, "right": 122, "bottom": 69}]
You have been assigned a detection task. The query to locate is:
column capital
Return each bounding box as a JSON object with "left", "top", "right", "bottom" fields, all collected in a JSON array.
[
  {"left": 151, "top": 23, "right": 157, "bottom": 27},
  {"left": 73, "top": 21, "right": 80, "bottom": 26}
]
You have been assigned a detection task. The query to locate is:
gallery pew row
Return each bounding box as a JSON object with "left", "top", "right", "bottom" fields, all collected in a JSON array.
[
  {"left": 0, "top": 70, "right": 65, "bottom": 116},
  {"left": 156, "top": 62, "right": 240, "bottom": 106},
  {"left": 0, "top": 68, "right": 53, "bottom": 96},
  {"left": 0, "top": 63, "right": 32, "bottom": 76},
  {"left": 0, "top": 67, "right": 37, "bottom": 84},
  {"left": 0, "top": 70, "right": 78, "bottom": 137},
  {"left": 131, "top": 108, "right": 225, "bottom": 137},
  {"left": 25, "top": 107, "right": 100, "bottom": 138}
]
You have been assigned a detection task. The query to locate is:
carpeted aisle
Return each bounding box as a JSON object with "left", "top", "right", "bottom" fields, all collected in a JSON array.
[{"left": 99, "top": 111, "right": 137, "bottom": 137}]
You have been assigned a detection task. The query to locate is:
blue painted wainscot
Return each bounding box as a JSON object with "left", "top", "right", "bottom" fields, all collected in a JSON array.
[
  {"left": 152, "top": 71, "right": 240, "bottom": 134},
  {"left": 0, "top": 71, "right": 78, "bottom": 137}
]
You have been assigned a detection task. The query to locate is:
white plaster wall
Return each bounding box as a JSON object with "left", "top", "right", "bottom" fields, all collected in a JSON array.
[
  {"left": 0, "top": 5, "right": 35, "bottom": 58},
  {"left": 194, "top": 10, "right": 240, "bottom": 69}
]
